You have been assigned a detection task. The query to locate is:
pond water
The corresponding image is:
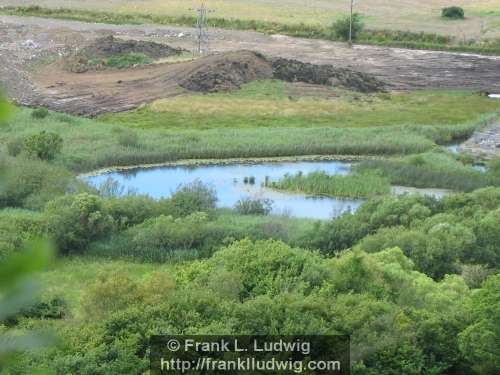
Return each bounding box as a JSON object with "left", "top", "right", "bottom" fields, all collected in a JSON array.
[{"left": 84, "top": 160, "right": 364, "bottom": 220}]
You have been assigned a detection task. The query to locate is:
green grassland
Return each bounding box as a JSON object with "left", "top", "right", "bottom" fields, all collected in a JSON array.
[
  {"left": 101, "top": 83, "right": 500, "bottom": 129},
  {"left": 1, "top": 85, "right": 499, "bottom": 172}
]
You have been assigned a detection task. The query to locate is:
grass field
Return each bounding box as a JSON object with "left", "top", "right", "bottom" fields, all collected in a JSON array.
[
  {"left": 1, "top": 0, "right": 500, "bottom": 38},
  {"left": 2, "top": 86, "right": 499, "bottom": 172},
  {"left": 101, "top": 83, "right": 500, "bottom": 129}
]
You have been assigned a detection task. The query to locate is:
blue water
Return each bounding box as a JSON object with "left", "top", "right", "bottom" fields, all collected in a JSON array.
[{"left": 84, "top": 160, "right": 364, "bottom": 220}]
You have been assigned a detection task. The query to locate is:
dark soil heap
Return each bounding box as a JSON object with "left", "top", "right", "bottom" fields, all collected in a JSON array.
[
  {"left": 180, "top": 51, "right": 385, "bottom": 94},
  {"left": 179, "top": 51, "right": 273, "bottom": 92},
  {"left": 65, "top": 35, "right": 183, "bottom": 73},
  {"left": 271, "top": 58, "right": 385, "bottom": 93},
  {"left": 79, "top": 35, "right": 182, "bottom": 59}
]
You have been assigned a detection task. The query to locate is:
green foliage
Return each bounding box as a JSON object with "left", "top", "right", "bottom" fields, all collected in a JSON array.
[
  {"left": 6, "top": 137, "right": 24, "bottom": 157},
  {"left": 45, "top": 193, "right": 114, "bottom": 253},
  {"left": 234, "top": 197, "right": 273, "bottom": 215},
  {"left": 103, "top": 52, "right": 153, "bottom": 69},
  {"left": 358, "top": 152, "right": 500, "bottom": 191},
  {"left": 103, "top": 194, "right": 167, "bottom": 230},
  {"left": 9, "top": 240, "right": 479, "bottom": 373},
  {"left": 332, "top": 14, "right": 364, "bottom": 42},
  {"left": 442, "top": 6, "right": 465, "bottom": 20},
  {"left": 271, "top": 170, "right": 390, "bottom": 198},
  {"left": 3, "top": 104, "right": 498, "bottom": 172},
  {"left": 23, "top": 131, "right": 63, "bottom": 161},
  {"left": 459, "top": 275, "right": 500, "bottom": 374},
  {"left": 166, "top": 180, "right": 217, "bottom": 218},
  {"left": 30, "top": 107, "right": 49, "bottom": 119},
  {"left": 0, "top": 209, "right": 48, "bottom": 260},
  {"left": 81, "top": 271, "right": 140, "bottom": 319},
  {"left": 0, "top": 157, "right": 76, "bottom": 210},
  {"left": 108, "top": 212, "right": 213, "bottom": 262},
  {"left": 116, "top": 128, "right": 139, "bottom": 148},
  {"left": 0, "top": 94, "right": 13, "bottom": 124},
  {"left": 0, "top": 240, "right": 55, "bottom": 364}
]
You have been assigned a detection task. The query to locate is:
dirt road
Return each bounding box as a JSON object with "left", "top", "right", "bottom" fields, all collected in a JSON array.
[{"left": 1, "top": 15, "right": 500, "bottom": 115}]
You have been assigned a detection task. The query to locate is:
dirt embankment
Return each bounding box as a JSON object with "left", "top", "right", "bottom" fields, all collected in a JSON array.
[{"left": 33, "top": 50, "right": 386, "bottom": 115}]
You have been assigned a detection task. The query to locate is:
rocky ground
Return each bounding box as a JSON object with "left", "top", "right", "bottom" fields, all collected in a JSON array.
[{"left": 460, "top": 121, "right": 500, "bottom": 159}]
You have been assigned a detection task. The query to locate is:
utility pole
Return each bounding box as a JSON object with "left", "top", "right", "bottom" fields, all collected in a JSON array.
[
  {"left": 193, "top": 3, "right": 215, "bottom": 55},
  {"left": 348, "top": 0, "right": 354, "bottom": 46}
]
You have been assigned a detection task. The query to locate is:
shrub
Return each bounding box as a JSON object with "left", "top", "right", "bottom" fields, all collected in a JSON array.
[
  {"left": 112, "top": 212, "right": 214, "bottom": 261},
  {"left": 82, "top": 271, "right": 140, "bottom": 319},
  {"left": 4, "top": 297, "right": 67, "bottom": 325},
  {"left": 167, "top": 180, "right": 217, "bottom": 217},
  {"left": 234, "top": 197, "right": 273, "bottom": 215},
  {"left": 0, "top": 209, "right": 48, "bottom": 259},
  {"left": 332, "top": 13, "right": 364, "bottom": 42},
  {"left": 6, "top": 137, "right": 24, "bottom": 157},
  {"left": 31, "top": 107, "right": 49, "bottom": 119},
  {"left": 0, "top": 157, "right": 76, "bottom": 209},
  {"left": 442, "top": 6, "right": 465, "bottom": 20},
  {"left": 117, "top": 129, "right": 139, "bottom": 148},
  {"left": 24, "top": 131, "right": 63, "bottom": 161},
  {"left": 45, "top": 193, "right": 114, "bottom": 253}
]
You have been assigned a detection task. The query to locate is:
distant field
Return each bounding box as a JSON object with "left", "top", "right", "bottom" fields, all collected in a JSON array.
[{"left": 1, "top": 0, "right": 500, "bottom": 38}]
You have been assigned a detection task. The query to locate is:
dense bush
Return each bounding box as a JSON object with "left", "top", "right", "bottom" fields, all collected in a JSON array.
[
  {"left": 4, "top": 297, "right": 67, "bottom": 325},
  {"left": 0, "top": 157, "right": 77, "bottom": 209},
  {"left": 24, "top": 131, "right": 63, "bottom": 161},
  {"left": 103, "top": 194, "right": 167, "bottom": 230},
  {"left": 30, "top": 107, "right": 49, "bottom": 119},
  {"left": 108, "top": 212, "right": 216, "bottom": 261},
  {"left": 166, "top": 180, "right": 217, "bottom": 217},
  {"left": 45, "top": 193, "right": 114, "bottom": 253},
  {"left": 0, "top": 209, "right": 48, "bottom": 259},
  {"left": 459, "top": 274, "right": 500, "bottom": 375},
  {"left": 11, "top": 240, "right": 484, "bottom": 374},
  {"left": 332, "top": 13, "right": 364, "bottom": 42},
  {"left": 234, "top": 197, "right": 273, "bottom": 215},
  {"left": 442, "top": 6, "right": 465, "bottom": 20},
  {"left": 6, "top": 137, "right": 24, "bottom": 157}
]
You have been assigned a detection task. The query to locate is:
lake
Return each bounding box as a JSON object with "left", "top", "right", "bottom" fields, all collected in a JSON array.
[{"left": 84, "top": 160, "right": 364, "bottom": 220}]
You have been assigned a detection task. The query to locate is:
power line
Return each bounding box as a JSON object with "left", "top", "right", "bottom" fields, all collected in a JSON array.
[{"left": 193, "top": 3, "right": 215, "bottom": 55}]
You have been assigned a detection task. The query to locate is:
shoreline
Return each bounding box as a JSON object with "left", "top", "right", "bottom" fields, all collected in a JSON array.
[{"left": 78, "top": 154, "right": 383, "bottom": 177}]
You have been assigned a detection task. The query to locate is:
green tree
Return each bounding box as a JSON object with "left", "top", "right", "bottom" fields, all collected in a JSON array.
[
  {"left": 333, "top": 13, "right": 364, "bottom": 42},
  {"left": 459, "top": 275, "right": 500, "bottom": 374},
  {"left": 24, "top": 131, "right": 63, "bottom": 161}
]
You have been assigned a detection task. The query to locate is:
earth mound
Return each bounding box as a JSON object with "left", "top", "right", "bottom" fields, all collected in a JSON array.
[
  {"left": 271, "top": 58, "right": 386, "bottom": 93},
  {"left": 180, "top": 51, "right": 385, "bottom": 94},
  {"left": 65, "top": 35, "right": 183, "bottom": 73},
  {"left": 179, "top": 50, "right": 273, "bottom": 92},
  {"left": 79, "top": 35, "right": 182, "bottom": 59}
]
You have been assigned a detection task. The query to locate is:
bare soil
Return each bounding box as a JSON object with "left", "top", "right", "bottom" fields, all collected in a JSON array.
[{"left": 2, "top": 15, "right": 500, "bottom": 116}]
